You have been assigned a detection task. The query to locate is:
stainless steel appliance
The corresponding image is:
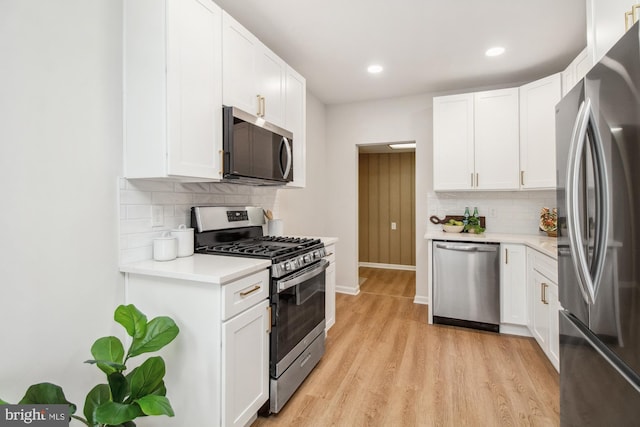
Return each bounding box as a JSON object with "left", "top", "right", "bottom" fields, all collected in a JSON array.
[
  {"left": 191, "top": 206, "right": 326, "bottom": 414},
  {"left": 222, "top": 106, "right": 293, "bottom": 185},
  {"left": 432, "top": 240, "right": 500, "bottom": 332},
  {"left": 556, "top": 22, "right": 640, "bottom": 425}
]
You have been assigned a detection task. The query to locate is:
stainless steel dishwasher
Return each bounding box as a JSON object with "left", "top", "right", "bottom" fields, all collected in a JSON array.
[{"left": 433, "top": 240, "right": 500, "bottom": 332}]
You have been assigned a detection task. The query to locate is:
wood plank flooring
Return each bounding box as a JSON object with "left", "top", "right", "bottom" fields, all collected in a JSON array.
[{"left": 252, "top": 268, "right": 559, "bottom": 427}]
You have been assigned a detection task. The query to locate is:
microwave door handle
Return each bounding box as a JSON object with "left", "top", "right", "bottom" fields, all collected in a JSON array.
[
  {"left": 279, "top": 137, "right": 292, "bottom": 179},
  {"left": 566, "top": 99, "right": 596, "bottom": 305},
  {"left": 586, "top": 98, "right": 610, "bottom": 302}
]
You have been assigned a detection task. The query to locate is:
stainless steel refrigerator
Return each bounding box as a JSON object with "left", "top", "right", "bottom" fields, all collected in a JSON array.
[{"left": 556, "top": 22, "right": 640, "bottom": 426}]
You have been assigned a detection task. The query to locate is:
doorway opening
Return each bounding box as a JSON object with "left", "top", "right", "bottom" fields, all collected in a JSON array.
[{"left": 357, "top": 142, "right": 416, "bottom": 297}]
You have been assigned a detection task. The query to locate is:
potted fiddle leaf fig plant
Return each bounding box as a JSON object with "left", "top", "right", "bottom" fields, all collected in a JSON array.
[{"left": 0, "top": 304, "right": 179, "bottom": 427}]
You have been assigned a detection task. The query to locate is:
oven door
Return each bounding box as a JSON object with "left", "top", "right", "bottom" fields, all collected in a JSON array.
[{"left": 271, "top": 259, "right": 328, "bottom": 377}]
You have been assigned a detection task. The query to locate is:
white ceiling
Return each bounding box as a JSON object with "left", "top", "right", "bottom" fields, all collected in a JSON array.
[{"left": 214, "top": 0, "right": 586, "bottom": 105}]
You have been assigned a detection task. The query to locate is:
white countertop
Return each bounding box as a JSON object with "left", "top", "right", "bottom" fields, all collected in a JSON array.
[
  {"left": 424, "top": 231, "right": 558, "bottom": 259},
  {"left": 120, "top": 254, "right": 271, "bottom": 284}
]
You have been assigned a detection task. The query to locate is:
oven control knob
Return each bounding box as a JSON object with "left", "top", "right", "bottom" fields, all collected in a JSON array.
[
  {"left": 284, "top": 262, "right": 291, "bottom": 271},
  {"left": 304, "top": 254, "right": 311, "bottom": 263}
]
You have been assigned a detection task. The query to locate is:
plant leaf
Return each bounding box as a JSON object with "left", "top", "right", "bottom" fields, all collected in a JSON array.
[
  {"left": 85, "top": 359, "right": 127, "bottom": 372},
  {"left": 18, "top": 383, "right": 77, "bottom": 414},
  {"left": 134, "top": 395, "right": 174, "bottom": 417},
  {"left": 94, "top": 402, "right": 142, "bottom": 425},
  {"left": 0, "top": 398, "right": 9, "bottom": 405},
  {"left": 149, "top": 380, "right": 167, "bottom": 397},
  {"left": 127, "top": 357, "right": 165, "bottom": 401},
  {"left": 90, "top": 336, "right": 125, "bottom": 375},
  {"left": 83, "top": 383, "right": 111, "bottom": 426},
  {"left": 115, "top": 305, "right": 147, "bottom": 340},
  {"left": 108, "top": 372, "right": 129, "bottom": 403},
  {"left": 128, "top": 317, "right": 178, "bottom": 358}
]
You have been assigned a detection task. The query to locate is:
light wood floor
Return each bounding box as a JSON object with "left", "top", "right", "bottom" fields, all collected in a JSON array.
[{"left": 252, "top": 268, "right": 559, "bottom": 427}]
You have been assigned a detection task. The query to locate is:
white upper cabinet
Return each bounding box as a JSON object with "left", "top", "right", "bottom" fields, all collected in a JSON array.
[
  {"left": 519, "top": 73, "right": 562, "bottom": 189},
  {"left": 433, "top": 93, "right": 475, "bottom": 190},
  {"left": 562, "top": 48, "right": 592, "bottom": 96},
  {"left": 433, "top": 88, "right": 519, "bottom": 191},
  {"left": 285, "top": 66, "right": 307, "bottom": 188},
  {"left": 474, "top": 88, "right": 520, "bottom": 190},
  {"left": 124, "top": 0, "right": 223, "bottom": 180},
  {"left": 222, "top": 12, "right": 286, "bottom": 128},
  {"left": 587, "top": 0, "right": 638, "bottom": 64}
]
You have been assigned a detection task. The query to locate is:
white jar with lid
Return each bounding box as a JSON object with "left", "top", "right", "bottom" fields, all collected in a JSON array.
[
  {"left": 153, "top": 232, "right": 178, "bottom": 261},
  {"left": 171, "top": 224, "right": 194, "bottom": 257}
]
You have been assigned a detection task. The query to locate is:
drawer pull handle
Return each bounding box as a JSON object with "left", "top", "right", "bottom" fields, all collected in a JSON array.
[{"left": 240, "top": 285, "right": 261, "bottom": 297}]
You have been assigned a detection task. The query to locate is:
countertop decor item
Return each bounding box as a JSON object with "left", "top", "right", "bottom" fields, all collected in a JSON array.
[
  {"left": 0, "top": 304, "right": 179, "bottom": 426},
  {"left": 464, "top": 215, "right": 486, "bottom": 234},
  {"left": 539, "top": 207, "right": 558, "bottom": 237}
]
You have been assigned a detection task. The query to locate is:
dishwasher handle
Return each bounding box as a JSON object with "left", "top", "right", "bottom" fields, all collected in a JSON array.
[{"left": 435, "top": 243, "right": 498, "bottom": 253}]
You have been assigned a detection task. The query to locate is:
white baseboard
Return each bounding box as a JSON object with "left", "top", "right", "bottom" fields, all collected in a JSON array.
[
  {"left": 336, "top": 285, "right": 360, "bottom": 295},
  {"left": 358, "top": 262, "right": 416, "bottom": 271},
  {"left": 499, "top": 324, "right": 532, "bottom": 337},
  {"left": 413, "top": 296, "right": 429, "bottom": 305}
]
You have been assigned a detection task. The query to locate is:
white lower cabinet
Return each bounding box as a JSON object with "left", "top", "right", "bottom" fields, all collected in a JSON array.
[
  {"left": 124, "top": 269, "right": 270, "bottom": 426},
  {"left": 500, "top": 244, "right": 528, "bottom": 334},
  {"left": 324, "top": 243, "right": 336, "bottom": 331},
  {"left": 222, "top": 299, "right": 270, "bottom": 427},
  {"left": 527, "top": 248, "right": 560, "bottom": 371}
]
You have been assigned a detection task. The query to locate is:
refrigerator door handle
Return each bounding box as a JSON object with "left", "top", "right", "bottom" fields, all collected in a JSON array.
[
  {"left": 587, "top": 97, "right": 611, "bottom": 303},
  {"left": 566, "top": 98, "right": 610, "bottom": 305}
]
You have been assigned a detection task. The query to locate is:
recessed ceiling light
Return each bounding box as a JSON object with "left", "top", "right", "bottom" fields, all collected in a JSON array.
[
  {"left": 485, "top": 46, "right": 505, "bottom": 57},
  {"left": 367, "top": 64, "right": 383, "bottom": 74},
  {"left": 389, "top": 142, "right": 416, "bottom": 150}
]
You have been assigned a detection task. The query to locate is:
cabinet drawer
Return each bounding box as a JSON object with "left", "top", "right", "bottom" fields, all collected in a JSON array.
[
  {"left": 324, "top": 244, "right": 336, "bottom": 264},
  {"left": 532, "top": 250, "right": 557, "bottom": 283},
  {"left": 222, "top": 270, "right": 269, "bottom": 320}
]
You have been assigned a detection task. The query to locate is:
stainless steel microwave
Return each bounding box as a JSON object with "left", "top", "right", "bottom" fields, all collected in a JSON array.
[{"left": 222, "top": 106, "right": 293, "bottom": 185}]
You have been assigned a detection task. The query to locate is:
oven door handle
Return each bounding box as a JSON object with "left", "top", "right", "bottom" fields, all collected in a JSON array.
[{"left": 277, "top": 259, "right": 328, "bottom": 293}]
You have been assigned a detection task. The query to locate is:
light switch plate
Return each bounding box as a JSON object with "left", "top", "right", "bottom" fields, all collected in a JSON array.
[{"left": 152, "top": 205, "right": 164, "bottom": 227}]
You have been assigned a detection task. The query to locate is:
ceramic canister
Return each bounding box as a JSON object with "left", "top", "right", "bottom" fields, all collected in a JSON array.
[
  {"left": 171, "top": 224, "right": 194, "bottom": 257},
  {"left": 153, "top": 232, "right": 178, "bottom": 261}
]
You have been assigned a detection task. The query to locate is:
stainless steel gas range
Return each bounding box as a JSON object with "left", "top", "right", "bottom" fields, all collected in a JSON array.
[{"left": 191, "top": 206, "right": 327, "bottom": 414}]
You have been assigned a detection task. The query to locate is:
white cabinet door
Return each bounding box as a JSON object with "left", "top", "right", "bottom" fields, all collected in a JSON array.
[
  {"left": 324, "top": 244, "right": 336, "bottom": 331},
  {"left": 562, "top": 48, "right": 592, "bottom": 96},
  {"left": 222, "top": 299, "right": 270, "bottom": 427},
  {"left": 530, "top": 269, "right": 550, "bottom": 351},
  {"left": 124, "top": 0, "right": 223, "bottom": 180},
  {"left": 474, "top": 88, "right": 520, "bottom": 190},
  {"left": 222, "top": 11, "right": 259, "bottom": 115},
  {"left": 285, "top": 66, "right": 306, "bottom": 188},
  {"left": 500, "top": 244, "right": 527, "bottom": 326},
  {"left": 433, "top": 93, "right": 475, "bottom": 191},
  {"left": 167, "top": 0, "right": 223, "bottom": 179},
  {"left": 547, "top": 282, "right": 560, "bottom": 371},
  {"left": 588, "top": 0, "right": 637, "bottom": 63},
  {"left": 519, "top": 73, "right": 562, "bottom": 189},
  {"left": 256, "top": 45, "right": 286, "bottom": 127}
]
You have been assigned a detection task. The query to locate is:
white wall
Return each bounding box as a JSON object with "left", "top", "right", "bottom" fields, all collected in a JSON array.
[
  {"left": 277, "top": 92, "right": 328, "bottom": 237},
  {"left": 0, "top": 0, "right": 123, "bottom": 405},
  {"left": 325, "top": 94, "right": 433, "bottom": 299}
]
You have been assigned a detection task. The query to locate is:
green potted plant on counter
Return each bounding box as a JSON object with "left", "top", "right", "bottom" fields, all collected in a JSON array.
[
  {"left": 0, "top": 304, "right": 179, "bottom": 426},
  {"left": 464, "top": 216, "right": 485, "bottom": 234}
]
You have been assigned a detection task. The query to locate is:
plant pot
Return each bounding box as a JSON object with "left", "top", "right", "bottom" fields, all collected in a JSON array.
[{"left": 546, "top": 230, "right": 557, "bottom": 237}]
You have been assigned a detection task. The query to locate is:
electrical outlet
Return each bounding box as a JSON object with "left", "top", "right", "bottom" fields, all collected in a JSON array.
[
  {"left": 489, "top": 208, "right": 497, "bottom": 218},
  {"left": 391, "top": 222, "right": 397, "bottom": 230},
  {"left": 152, "top": 205, "right": 164, "bottom": 227}
]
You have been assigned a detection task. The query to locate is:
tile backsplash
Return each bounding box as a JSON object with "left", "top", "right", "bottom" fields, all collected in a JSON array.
[
  {"left": 426, "top": 190, "right": 557, "bottom": 235},
  {"left": 119, "top": 178, "right": 279, "bottom": 264}
]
